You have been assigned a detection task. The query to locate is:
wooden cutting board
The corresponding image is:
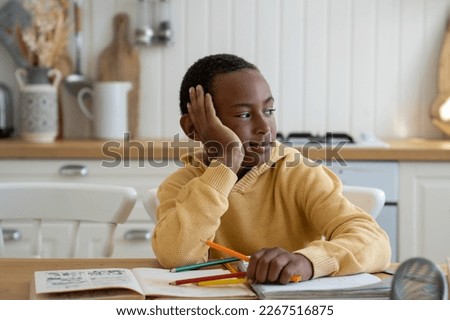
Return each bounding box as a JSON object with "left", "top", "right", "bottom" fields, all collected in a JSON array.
[
  {"left": 97, "top": 13, "right": 140, "bottom": 138},
  {"left": 54, "top": 51, "right": 74, "bottom": 139}
]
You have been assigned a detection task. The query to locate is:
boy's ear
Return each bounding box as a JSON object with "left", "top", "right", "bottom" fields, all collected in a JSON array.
[{"left": 180, "top": 114, "right": 200, "bottom": 141}]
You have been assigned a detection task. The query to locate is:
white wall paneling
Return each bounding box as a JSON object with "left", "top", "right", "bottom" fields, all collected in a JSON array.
[
  {"left": 352, "top": 0, "right": 377, "bottom": 136},
  {"left": 278, "top": 0, "right": 304, "bottom": 133},
  {"left": 1, "top": 0, "right": 450, "bottom": 140},
  {"left": 328, "top": 0, "right": 352, "bottom": 133}
]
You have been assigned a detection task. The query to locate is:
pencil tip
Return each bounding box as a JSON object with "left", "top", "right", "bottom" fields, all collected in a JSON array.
[{"left": 169, "top": 268, "right": 176, "bottom": 272}]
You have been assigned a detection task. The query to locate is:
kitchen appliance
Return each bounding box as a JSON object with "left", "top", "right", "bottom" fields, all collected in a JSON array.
[
  {"left": 0, "top": 82, "right": 14, "bottom": 138},
  {"left": 278, "top": 132, "right": 398, "bottom": 261},
  {"left": 278, "top": 131, "right": 388, "bottom": 148}
]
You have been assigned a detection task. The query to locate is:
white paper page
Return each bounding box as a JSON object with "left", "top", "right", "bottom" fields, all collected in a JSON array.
[
  {"left": 132, "top": 267, "right": 256, "bottom": 298},
  {"left": 34, "top": 268, "right": 144, "bottom": 295},
  {"left": 255, "top": 273, "right": 381, "bottom": 294}
]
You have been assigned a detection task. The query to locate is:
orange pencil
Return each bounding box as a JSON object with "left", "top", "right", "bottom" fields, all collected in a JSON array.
[{"left": 204, "top": 240, "right": 250, "bottom": 262}]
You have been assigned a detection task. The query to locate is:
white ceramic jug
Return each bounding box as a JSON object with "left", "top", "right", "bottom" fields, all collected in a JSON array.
[{"left": 77, "top": 81, "right": 132, "bottom": 140}]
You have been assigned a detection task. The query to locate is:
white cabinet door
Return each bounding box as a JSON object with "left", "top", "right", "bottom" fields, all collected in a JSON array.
[
  {"left": 0, "top": 159, "right": 180, "bottom": 258},
  {"left": 2, "top": 221, "right": 74, "bottom": 258},
  {"left": 399, "top": 162, "right": 450, "bottom": 264}
]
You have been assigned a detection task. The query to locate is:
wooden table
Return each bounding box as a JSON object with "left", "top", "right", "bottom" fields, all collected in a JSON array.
[
  {"left": 4, "top": 259, "right": 444, "bottom": 300},
  {"left": 0, "top": 258, "right": 160, "bottom": 299}
]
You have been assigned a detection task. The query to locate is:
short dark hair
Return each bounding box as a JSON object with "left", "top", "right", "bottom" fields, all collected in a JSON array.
[{"left": 179, "top": 53, "right": 259, "bottom": 114}]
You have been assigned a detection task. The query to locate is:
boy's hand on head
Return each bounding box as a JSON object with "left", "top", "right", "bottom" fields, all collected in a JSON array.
[
  {"left": 246, "top": 247, "right": 313, "bottom": 285},
  {"left": 188, "top": 85, "right": 245, "bottom": 173}
]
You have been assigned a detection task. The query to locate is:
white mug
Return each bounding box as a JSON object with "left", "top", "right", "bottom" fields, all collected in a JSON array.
[{"left": 77, "top": 81, "right": 132, "bottom": 139}]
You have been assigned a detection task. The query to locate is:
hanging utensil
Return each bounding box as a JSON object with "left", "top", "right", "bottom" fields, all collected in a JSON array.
[{"left": 63, "top": 0, "right": 91, "bottom": 96}]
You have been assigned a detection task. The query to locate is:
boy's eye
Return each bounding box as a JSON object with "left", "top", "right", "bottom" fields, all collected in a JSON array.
[
  {"left": 237, "top": 112, "right": 251, "bottom": 118},
  {"left": 265, "top": 108, "right": 276, "bottom": 115}
]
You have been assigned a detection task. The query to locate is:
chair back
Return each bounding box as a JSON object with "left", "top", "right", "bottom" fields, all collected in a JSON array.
[
  {"left": 142, "top": 188, "right": 159, "bottom": 222},
  {"left": 0, "top": 182, "right": 137, "bottom": 258},
  {"left": 342, "top": 185, "right": 385, "bottom": 219}
]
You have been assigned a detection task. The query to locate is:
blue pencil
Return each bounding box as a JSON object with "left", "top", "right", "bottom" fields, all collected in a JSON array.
[{"left": 170, "top": 257, "right": 240, "bottom": 272}]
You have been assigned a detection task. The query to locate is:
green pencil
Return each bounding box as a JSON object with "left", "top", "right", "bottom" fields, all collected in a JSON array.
[{"left": 170, "top": 257, "right": 240, "bottom": 272}]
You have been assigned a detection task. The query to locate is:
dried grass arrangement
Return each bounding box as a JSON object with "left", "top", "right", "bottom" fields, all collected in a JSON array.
[{"left": 17, "top": 0, "right": 71, "bottom": 68}]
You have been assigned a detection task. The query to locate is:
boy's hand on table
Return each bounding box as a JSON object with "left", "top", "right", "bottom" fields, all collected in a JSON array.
[
  {"left": 188, "top": 85, "right": 244, "bottom": 173},
  {"left": 246, "top": 247, "right": 313, "bottom": 285}
]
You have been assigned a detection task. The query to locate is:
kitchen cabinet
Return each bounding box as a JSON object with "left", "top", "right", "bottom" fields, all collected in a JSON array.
[
  {"left": 0, "top": 159, "right": 180, "bottom": 258},
  {"left": 398, "top": 162, "right": 450, "bottom": 264}
]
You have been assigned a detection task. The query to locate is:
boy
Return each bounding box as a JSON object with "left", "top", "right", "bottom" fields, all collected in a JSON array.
[{"left": 151, "top": 53, "right": 391, "bottom": 284}]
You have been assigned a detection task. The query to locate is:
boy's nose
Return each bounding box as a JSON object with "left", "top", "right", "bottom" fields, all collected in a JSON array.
[{"left": 254, "top": 115, "right": 271, "bottom": 134}]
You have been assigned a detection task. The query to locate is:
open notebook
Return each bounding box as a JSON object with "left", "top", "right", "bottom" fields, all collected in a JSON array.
[
  {"left": 251, "top": 273, "right": 392, "bottom": 299},
  {"left": 30, "top": 267, "right": 257, "bottom": 300},
  {"left": 238, "top": 261, "right": 391, "bottom": 299}
]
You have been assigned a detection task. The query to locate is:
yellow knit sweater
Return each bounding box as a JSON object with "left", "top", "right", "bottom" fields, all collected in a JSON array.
[{"left": 151, "top": 142, "right": 391, "bottom": 278}]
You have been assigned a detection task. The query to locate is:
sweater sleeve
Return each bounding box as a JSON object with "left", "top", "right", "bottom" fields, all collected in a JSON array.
[
  {"left": 151, "top": 160, "right": 238, "bottom": 269},
  {"left": 292, "top": 163, "right": 391, "bottom": 278}
]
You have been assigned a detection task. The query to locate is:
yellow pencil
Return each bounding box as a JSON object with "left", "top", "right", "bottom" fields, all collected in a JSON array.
[{"left": 197, "top": 277, "right": 248, "bottom": 286}]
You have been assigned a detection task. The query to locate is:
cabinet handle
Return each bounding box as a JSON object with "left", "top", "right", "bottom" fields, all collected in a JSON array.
[
  {"left": 124, "top": 229, "right": 151, "bottom": 241},
  {"left": 2, "top": 229, "right": 21, "bottom": 242},
  {"left": 59, "top": 164, "right": 88, "bottom": 177}
]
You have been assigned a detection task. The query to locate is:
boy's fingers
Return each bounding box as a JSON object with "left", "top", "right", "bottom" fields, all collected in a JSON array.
[
  {"left": 247, "top": 248, "right": 279, "bottom": 283},
  {"left": 247, "top": 248, "right": 300, "bottom": 284},
  {"left": 188, "top": 86, "right": 206, "bottom": 132},
  {"left": 189, "top": 87, "right": 197, "bottom": 107},
  {"left": 204, "top": 93, "right": 217, "bottom": 119},
  {"left": 195, "top": 85, "right": 205, "bottom": 115}
]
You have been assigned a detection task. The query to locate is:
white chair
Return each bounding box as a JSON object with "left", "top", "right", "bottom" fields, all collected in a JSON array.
[
  {"left": 142, "top": 185, "right": 385, "bottom": 221},
  {"left": 342, "top": 185, "right": 385, "bottom": 219},
  {"left": 0, "top": 182, "right": 137, "bottom": 258},
  {"left": 142, "top": 188, "right": 159, "bottom": 222}
]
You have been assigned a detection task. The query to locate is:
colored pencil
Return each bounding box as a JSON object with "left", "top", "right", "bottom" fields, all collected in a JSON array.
[
  {"left": 170, "top": 271, "right": 247, "bottom": 286},
  {"left": 198, "top": 278, "right": 248, "bottom": 286},
  {"left": 204, "top": 240, "right": 250, "bottom": 262},
  {"left": 223, "top": 262, "right": 238, "bottom": 273},
  {"left": 169, "top": 257, "right": 240, "bottom": 272},
  {"left": 290, "top": 275, "right": 302, "bottom": 283}
]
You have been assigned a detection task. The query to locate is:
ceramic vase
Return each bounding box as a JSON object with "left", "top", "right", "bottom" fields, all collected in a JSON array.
[{"left": 15, "top": 67, "right": 62, "bottom": 143}]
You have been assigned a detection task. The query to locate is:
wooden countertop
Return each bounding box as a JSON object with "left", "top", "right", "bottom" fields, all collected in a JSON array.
[{"left": 0, "top": 137, "right": 450, "bottom": 161}]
